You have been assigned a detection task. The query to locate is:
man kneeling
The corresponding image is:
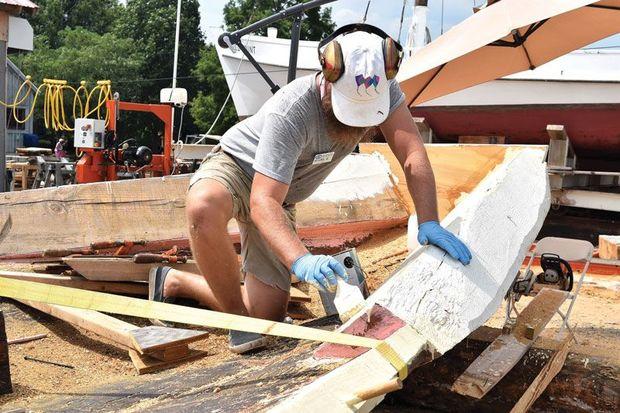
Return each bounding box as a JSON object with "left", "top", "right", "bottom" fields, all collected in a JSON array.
[{"left": 149, "top": 25, "right": 471, "bottom": 354}]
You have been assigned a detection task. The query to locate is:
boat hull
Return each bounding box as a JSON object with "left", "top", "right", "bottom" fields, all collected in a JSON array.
[{"left": 412, "top": 103, "right": 620, "bottom": 170}]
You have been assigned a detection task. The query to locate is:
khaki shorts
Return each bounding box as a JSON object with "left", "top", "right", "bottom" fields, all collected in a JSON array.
[{"left": 188, "top": 146, "right": 296, "bottom": 292}]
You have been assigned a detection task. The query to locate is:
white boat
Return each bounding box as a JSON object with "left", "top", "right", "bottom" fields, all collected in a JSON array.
[{"left": 216, "top": 29, "right": 320, "bottom": 118}]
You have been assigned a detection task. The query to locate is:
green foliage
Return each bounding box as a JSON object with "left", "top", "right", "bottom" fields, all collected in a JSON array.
[
  {"left": 17, "top": 29, "right": 144, "bottom": 96},
  {"left": 189, "top": 46, "right": 238, "bottom": 135},
  {"left": 114, "top": 0, "right": 204, "bottom": 103},
  {"left": 29, "top": 0, "right": 121, "bottom": 48},
  {"left": 13, "top": 28, "right": 145, "bottom": 141},
  {"left": 189, "top": 0, "right": 335, "bottom": 135}
]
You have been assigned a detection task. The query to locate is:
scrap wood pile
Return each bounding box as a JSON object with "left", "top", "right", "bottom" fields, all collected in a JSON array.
[{"left": 0, "top": 241, "right": 313, "bottom": 375}]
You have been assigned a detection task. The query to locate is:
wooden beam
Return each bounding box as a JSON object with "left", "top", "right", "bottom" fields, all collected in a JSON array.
[
  {"left": 510, "top": 333, "right": 572, "bottom": 413},
  {"left": 21, "top": 300, "right": 136, "bottom": 348},
  {"left": 273, "top": 147, "right": 550, "bottom": 411},
  {"left": 452, "top": 288, "right": 568, "bottom": 399},
  {"left": 16, "top": 299, "right": 210, "bottom": 374},
  {"left": 412, "top": 117, "right": 433, "bottom": 143},
  {"left": 598, "top": 235, "right": 620, "bottom": 260},
  {"left": 63, "top": 256, "right": 199, "bottom": 282},
  {"left": 547, "top": 125, "right": 576, "bottom": 190},
  {"left": 128, "top": 326, "right": 208, "bottom": 355},
  {"left": 128, "top": 348, "right": 208, "bottom": 375},
  {"left": 459, "top": 135, "right": 505, "bottom": 144},
  {"left": 0, "top": 270, "right": 147, "bottom": 295}
]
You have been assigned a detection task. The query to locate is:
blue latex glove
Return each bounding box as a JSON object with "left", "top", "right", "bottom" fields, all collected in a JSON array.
[
  {"left": 291, "top": 253, "right": 348, "bottom": 292},
  {"left": 418, "top": 221, "right": 472, "bottom": 265}
]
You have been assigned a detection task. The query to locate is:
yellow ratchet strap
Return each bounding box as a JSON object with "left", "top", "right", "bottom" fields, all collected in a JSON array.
[{"left": 375, "top": 341, "right": 408, "bottom": 381}]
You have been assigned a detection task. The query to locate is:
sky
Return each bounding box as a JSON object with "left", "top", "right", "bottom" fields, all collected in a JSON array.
[
  {"left": 200, "top": 0, "right": 620, "bottom": 47},
  {"left": 199, "top": 0, "right": 619, "bottom": 48}
]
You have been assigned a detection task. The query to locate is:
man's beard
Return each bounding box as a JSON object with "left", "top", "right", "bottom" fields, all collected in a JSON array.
[{"left": 321, "top": 91, "right": 370, "bottom": 144}]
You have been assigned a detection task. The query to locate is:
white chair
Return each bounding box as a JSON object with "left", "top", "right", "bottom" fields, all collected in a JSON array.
[{"left": 508, "top": 236, "right": 594, "bottom": 338}]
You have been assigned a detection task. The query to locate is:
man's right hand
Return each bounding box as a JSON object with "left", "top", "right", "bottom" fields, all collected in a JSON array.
[{"left": 291, "top": 253, "right": 348, "bottom": 292}]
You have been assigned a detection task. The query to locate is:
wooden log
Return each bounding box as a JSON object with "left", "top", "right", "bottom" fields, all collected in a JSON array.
[
  {"left": 598, "top": 235, "right": 620, "bottom": 260},
  {"left": 0, "top": 270, "right": 147, "bottom": 295},
  {"left": 272, "top": 147, "right": 550, "bottom": 411},
  {"left": 0, "top": 311, "right": 12, "bottom": 395},
  {"left": 0, "top": 154, "right": 408, "bottom": 258},
  {"left": 452, "top": 288, "right": 568, "bottom": 398}
]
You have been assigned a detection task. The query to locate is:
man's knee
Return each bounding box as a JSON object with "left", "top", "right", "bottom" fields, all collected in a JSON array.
[{"left": 186, "top": 180, "right": 233, "bottom": 231}]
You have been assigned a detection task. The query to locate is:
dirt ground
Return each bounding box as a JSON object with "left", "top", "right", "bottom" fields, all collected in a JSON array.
[{"left": 0, "top": 226, "right": 618, "bottom": 410}]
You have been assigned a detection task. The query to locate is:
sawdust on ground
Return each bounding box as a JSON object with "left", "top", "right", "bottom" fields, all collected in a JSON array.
[{"left": 1, "top": 226, "right": 619, "bottom": 409}]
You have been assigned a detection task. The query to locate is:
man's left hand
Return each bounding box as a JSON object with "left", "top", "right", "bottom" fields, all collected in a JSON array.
[{"left": 418, "top": 221, "right": 472, "bottom": 265}]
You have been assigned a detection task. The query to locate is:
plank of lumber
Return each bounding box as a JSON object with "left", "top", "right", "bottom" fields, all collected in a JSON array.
[
  {"left": 273, "top": 147, "right": 550, "bottom": 411},
  {"left": 0, "top": 154, "right": 407, "bottom": 257},
  {"left": 18, "top": 300, "right": 208, "bottom": 354},
  {"left": 63, "top": 257, "right": 199, "bottom": 282},
  {"left": 20, "top": 299, "right": 136, "bottom": 349},
  {"left": 290, "top": 286, "right": 311, "bottom": 303},
  {"left": 452, "top": 288, "right": 568, "bottom": 399},
  {"left": 510, "top": 333, "right": 572, "bottom": 413},
  {"left": 129, "top": 326, "right": 208, "bottom": 354},
  {"left": 128, "top": 348, "right": 208, "bottom": 375},
  {"left": 21, "top": 262, "right": 309, "bottom": 304},
  {"left": 0, "top": 270, "right": 147, "bottom": 295},
  {"left": 0, "top": 278, "right": 380, "bottom": 349},
  {"left": 598, "top": 235, "right": 620, "bottom": 260}
]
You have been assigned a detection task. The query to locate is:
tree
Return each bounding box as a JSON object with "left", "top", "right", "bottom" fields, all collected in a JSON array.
[
  {"left": 28, "top": 0, "right": 121, "bottom": 48},
  {"left": 114, "top": 0, "right": 204, "bottom": 103},
  {"left": 114, "top": 0, "right": 205, "bottom": 138},
  {"left": 190, "top": 0, "right": 335, "bottom": 135},
  {"left": 14, "top": 28, "right": 145, "bottom": 140},
  {"left": 189, "top": 45, "right": 238, "bottom": 136}
]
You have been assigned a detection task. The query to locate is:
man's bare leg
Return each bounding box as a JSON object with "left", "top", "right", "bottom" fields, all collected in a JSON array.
[
  {"left": 244, "top": 273, "right": 289, "bottom": 321},
  {"left": 163, "top": 270, "right": 289, "bottom": 321},
  {"left": 184, "top": 179, "right": 248, "bottom": 316},
  {"left": 163, "top": 270, "right": 221, "bottom": 309}
]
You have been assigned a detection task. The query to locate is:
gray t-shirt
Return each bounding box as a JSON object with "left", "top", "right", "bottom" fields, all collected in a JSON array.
[{"left": 220, "top": 74, "right": 405, "bottom": 204}]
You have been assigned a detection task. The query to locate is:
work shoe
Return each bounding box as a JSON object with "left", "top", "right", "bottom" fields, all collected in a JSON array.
[
  {"left": 228, "top": 330, "right": 268, "bottom": 354},
  {"left": 148, "top": 266, "right": 177, "bottom": 327}
]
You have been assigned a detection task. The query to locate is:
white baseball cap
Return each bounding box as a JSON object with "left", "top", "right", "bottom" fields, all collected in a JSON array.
[{"left": 330, "top": 31, "right": 390, "bottom": 128}]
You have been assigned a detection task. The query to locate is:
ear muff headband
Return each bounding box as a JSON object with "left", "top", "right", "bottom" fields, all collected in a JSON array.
[{"left": 318, "top": 23, "right": 403, "bottom": 83}]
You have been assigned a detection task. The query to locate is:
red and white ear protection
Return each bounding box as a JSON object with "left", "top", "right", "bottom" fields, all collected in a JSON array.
[{"left": 318, "top": 23, "right": 403, "bottom": 83}]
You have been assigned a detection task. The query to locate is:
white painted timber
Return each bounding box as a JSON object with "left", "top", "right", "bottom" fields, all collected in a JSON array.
[{"left": 272, "top": 147, "right": 549, "bottom": 412}]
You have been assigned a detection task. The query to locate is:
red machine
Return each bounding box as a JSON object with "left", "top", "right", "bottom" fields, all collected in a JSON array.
[{"left": 75, "top": 100, "right": 173, "bottom": 183}]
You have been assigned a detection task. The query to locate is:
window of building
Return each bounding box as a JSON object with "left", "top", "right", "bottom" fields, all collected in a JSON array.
[{"left": 7, "top": 107, "right": 26, "bottom": 131}]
